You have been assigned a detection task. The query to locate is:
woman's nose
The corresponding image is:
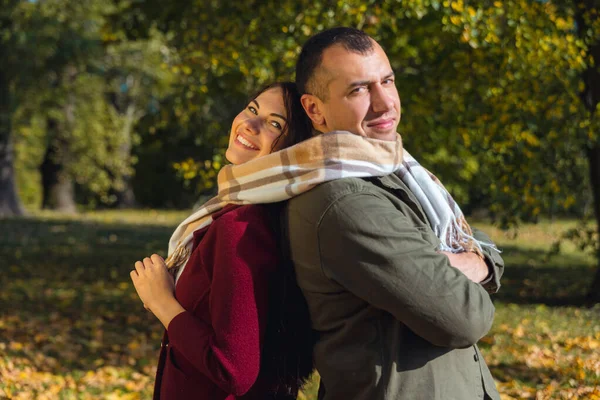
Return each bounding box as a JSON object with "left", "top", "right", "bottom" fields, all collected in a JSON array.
[{"left": 243, "top": 118, "right": 261, "bottom": 136}]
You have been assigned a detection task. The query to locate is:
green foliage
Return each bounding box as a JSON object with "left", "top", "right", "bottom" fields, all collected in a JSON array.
[
  {"left": 9, "top": 0, "right": 174, "bottom": 207},
  {"left": 6, "top": 0, "right": 600, "bottom": 236},
  {"left": 432, "top": 0, "right": 598, "bottom": 227},
  {"left": 141, "top": 0, "right": 459, "bottom": 197},
  {"left": 137, "top": 0, "right": 598, "bottom": 225},
  {"left": 13, "top": 113, "right": 45, "bottom": 207},
  {"left": 550, "top": 219, "right": 600, "bottom": 262}
]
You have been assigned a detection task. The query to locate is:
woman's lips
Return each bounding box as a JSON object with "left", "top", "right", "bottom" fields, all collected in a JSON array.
[{"left": 235, "top": 134, "right": 259, "bottom": 150}]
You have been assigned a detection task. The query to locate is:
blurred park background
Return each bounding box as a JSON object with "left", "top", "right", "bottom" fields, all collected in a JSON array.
[{"left": 1, "top": 0, "right": 600, "bottom": 398}]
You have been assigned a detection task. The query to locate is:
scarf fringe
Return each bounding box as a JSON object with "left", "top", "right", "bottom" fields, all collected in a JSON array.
[{"left": 441, "top": 217, "right": 499, "bottom": 257}]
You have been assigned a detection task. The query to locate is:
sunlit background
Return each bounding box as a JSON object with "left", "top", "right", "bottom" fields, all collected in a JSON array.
[{"left": 1, "top": 0, "right": 599, "bottom": 399}]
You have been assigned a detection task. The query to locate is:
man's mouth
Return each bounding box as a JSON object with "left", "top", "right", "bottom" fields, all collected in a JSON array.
[
  {"left": 367, "top": 118, "right": 395, "bottom": 130},
  {"left": 236, "top": 134, "right": 259, "bottom": 150}
]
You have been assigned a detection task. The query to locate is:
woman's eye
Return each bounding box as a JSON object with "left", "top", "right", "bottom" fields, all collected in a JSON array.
[
  {"left": 270, "top": 121, "right": 283, "bottom": 130},
  {"left": 247, "top": 106, "right": 258, "bottom": 115}
]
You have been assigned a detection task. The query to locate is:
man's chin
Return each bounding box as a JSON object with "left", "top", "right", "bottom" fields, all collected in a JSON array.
[{"left": 365, "top": 130, "right": 399, "bottom": 141}]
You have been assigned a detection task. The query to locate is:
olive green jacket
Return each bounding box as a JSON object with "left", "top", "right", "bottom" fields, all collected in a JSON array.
[{"left": 285, "top": 174, "right": 504, "bottom": 400}]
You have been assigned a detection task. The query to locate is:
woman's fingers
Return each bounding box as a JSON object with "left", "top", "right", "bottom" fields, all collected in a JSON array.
[
  {"left": 134, "top": 260, "right": 145, "bottom": 275},
  {"left": 150, "top": 253, "right": 165, "bottom": 267},
  {"left": 131, "top": 254, "right": 166, "bottom": 285},
  {"left": 142, "top": 257, "right": 153, "bottom": 269}
]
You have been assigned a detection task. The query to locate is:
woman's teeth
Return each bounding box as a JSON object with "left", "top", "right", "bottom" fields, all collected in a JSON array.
[{"left": 237, "top": 135, "right": 259, "bottom": 150}]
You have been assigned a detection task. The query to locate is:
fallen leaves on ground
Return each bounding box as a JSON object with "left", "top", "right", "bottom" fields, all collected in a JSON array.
[{"left": 0, "top": 215, "right": 598, "bottom": 399}]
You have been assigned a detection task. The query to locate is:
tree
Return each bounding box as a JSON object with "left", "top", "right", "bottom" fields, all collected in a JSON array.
[
  {"left": 575, "top": 0, "right": 600, "bottom": 302},
  {"left": 0, "top": 58, "right": 25, "bottom": 216},
  {"left": 135, "top": 0, "right": 454, "bottom": 197},
  {"left": 34, "top": 0, "right": 117, "bottom": 212},
  {"left": 0, "top": 0, "right": 28, "bottom": 216},
  {"left": 2, "top": 0, "right": 114, "bottom": 213},
  {"left": 434, "top": 0, "right": 599, "bottom": 301},
  {"left": 102, "top": 29, "right": 174, "bottom": 208},
  {"left": 10, "top": 0, "right": 174, "bottom": 210},
  {"left": 40, "top": 66, "right": 79, "bottom": 213}
]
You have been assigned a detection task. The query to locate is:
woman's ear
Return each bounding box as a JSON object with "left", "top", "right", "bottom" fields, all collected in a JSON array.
[{"left": 300, "top": 94, "right": 327, "bottom": 131}]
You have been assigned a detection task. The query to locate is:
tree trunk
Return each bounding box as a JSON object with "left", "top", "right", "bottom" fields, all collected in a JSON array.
[
  {"left": 115, "top": 177, "right": 136, "bottom": 208},
  {"left": 0, "top": 132, "right": 26, "bottom": 217},
  {"left": 40, "top": 119, "right": 77, "bottom": 213},
  {"left": 40, "top": 67, "right": 79, "bottom": 213},
  {"left": 586, "top": 145, "right": 600, "bottom": 303},
  {"left": 114, "top": 103, "right": 137, "bottom": 208},
  {"left": 579, "top": 0, "right": 600, "bottom": 303},
  {"left": 0, "top": 66, "right": 26, "bottom": 217}
]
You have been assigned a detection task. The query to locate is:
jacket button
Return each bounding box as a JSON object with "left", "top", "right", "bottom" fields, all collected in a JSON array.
[{"left": 474, "top": 352, "right": 479, "bottom": 362}]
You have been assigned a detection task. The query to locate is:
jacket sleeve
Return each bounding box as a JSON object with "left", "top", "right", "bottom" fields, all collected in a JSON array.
[
  {"left": 166, "top": 207, "right": 276, "bottom": 396},
  {"left": 317, "top": 192, "right": 495, "bottom": 349},
  {"left": 472, "top": 227, "right": 504, "bottom": 294}
]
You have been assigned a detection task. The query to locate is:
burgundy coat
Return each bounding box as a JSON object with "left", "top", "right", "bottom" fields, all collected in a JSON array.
[{"left": 153, "top": 204, "right": 278, "bottom": 399}]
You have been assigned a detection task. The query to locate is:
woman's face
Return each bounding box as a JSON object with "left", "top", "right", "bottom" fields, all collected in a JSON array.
[{"left": 225, "top": 87, "right": 287, "bottom": 165}]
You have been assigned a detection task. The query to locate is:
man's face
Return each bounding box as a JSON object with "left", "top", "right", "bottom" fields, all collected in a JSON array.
[{"left": 303, "top": 41, "right": 401, "bottom": 141}]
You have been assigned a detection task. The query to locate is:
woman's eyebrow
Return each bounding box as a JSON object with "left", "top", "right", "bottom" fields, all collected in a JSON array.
[
  {"left": 271, "top": 113, "right": 287, "bottom": 121},
  {"left": 252, "top": 98, "right": 286, "bottom": 121}
]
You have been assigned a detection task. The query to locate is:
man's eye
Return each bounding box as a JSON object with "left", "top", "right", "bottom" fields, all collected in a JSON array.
[
  {"left": 350, "top": 87, "right": 366, "bottom": 95},
  {"left": 270, "top": 121, "right": 283, "bottom": 130},
  {"left": 247, "top": 106, "right": 258, "bottom": 115},
  {"left": 383, "top": 78, "right": 395, "bottom": 85}
]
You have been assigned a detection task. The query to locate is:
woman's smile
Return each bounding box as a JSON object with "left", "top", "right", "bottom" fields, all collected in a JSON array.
[
  {"left": 235, "top": 133, "right": 260, "bottom": 151},
  {"left": 225, "top": 87, "right": 287, "bottom": 165}
]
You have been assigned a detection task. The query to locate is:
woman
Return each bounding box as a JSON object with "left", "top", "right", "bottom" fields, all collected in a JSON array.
[{"left": 130, "top": 82, "right": 314, "bottom": 399}]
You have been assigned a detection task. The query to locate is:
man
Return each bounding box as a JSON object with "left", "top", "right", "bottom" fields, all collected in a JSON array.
[{"left": 286, "top": 27, "right": 504, "bottom": 399}]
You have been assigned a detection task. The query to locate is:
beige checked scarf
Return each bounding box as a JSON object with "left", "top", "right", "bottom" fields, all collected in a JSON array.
[{"left": 166, "top": 130, "right": 496, "bottom": 283}]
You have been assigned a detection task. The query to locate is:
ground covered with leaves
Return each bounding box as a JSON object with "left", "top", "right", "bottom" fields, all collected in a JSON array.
[{"left": 0, "top": 212, "right": 598, "bottom": 399}]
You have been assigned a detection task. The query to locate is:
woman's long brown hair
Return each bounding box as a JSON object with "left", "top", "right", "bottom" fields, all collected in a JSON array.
[{"left": 247, "top": 82, "right": 315, "bottom": 398}]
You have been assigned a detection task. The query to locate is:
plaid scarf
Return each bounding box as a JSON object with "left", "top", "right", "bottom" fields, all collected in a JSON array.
[{"left": 166, "top": 131, "right": 495, "bottom": 283}]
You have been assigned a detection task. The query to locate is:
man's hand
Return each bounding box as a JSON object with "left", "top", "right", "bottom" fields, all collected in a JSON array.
[
  {"left": 130, "top": 254, "right": 185, "bottom": 329},
  {"left": 440, "top": 251, "right": 490, "bottom": 283}
]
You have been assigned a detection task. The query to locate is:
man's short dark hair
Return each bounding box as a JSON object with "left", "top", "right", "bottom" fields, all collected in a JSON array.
[{"left": 295, "top": 27, "right": 374, "bottom": 100}]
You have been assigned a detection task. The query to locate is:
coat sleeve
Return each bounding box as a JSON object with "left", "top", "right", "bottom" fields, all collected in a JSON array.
[
  {"left": 166, "top": 207, "right": 276, "bottom": 396},
  {"left": 317, "top": 192, "right": 496, "bottom": 349},
  {"left": 472, "top": 227, "right": 504, "bottom": 294}
]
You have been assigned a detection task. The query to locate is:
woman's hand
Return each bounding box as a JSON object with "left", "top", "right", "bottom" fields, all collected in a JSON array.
[{"left": 130, "top": 254, "right": 185, "bottom": 329}]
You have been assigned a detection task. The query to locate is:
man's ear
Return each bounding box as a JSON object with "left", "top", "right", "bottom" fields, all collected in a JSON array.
[{"left": 300, "top": 94, "right": 327, "bottom": 131}]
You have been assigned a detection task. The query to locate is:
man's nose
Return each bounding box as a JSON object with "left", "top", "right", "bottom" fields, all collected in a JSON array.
[{"left": 371, "top": 85, "right": 394, "bottom": 113}]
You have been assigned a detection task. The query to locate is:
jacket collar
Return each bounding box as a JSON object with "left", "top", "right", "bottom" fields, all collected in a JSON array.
[{"left": 374, "top": 174, "right": 404, "bottom": 190}]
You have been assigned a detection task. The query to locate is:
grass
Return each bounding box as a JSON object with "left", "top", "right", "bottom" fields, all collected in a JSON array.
[{"left": 0, "top": 212, "right": 598, "bottom": 399}]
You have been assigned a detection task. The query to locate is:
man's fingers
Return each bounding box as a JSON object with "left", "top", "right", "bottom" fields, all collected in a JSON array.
[{"left": 130, "top": 269, "right": 138, "bottom": 280}]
